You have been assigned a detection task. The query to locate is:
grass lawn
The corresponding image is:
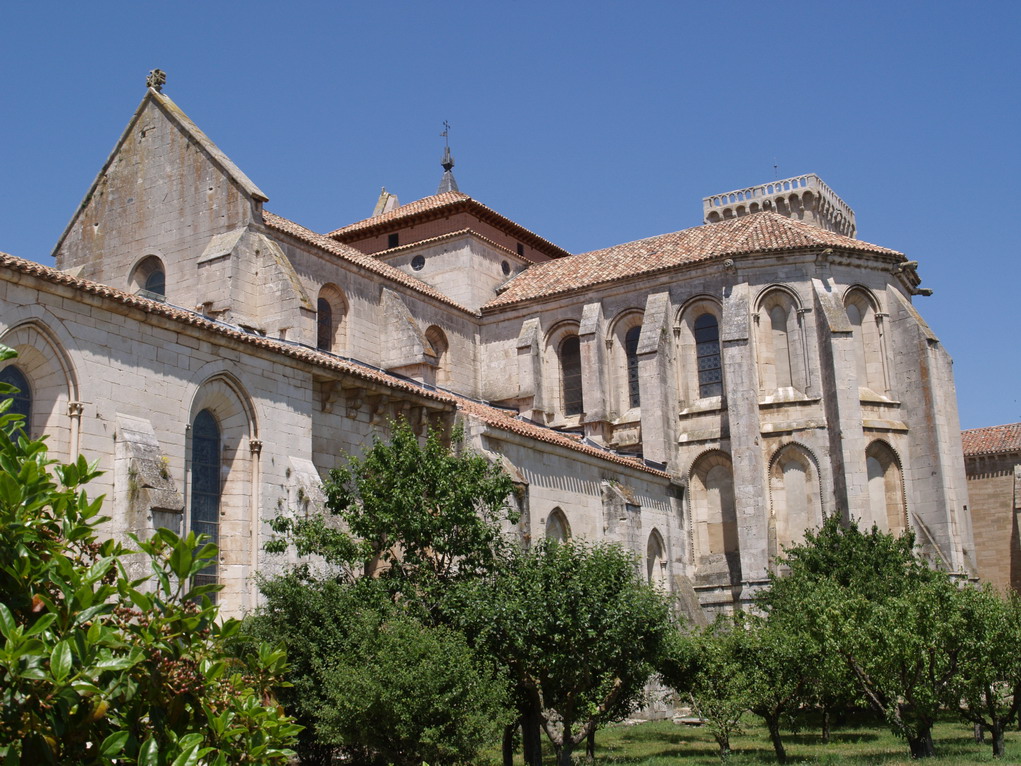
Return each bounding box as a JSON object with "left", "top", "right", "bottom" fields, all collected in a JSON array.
[{"left": 487, "top": 715, "right": 1021, "bottom": 765}]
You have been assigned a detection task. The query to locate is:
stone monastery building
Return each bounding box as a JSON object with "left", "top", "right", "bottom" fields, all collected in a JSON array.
[{"left": 0, "top": 79, "right": 976, "bottom": 617}]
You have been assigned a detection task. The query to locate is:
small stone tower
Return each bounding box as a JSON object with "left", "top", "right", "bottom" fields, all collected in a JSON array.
[{"left": 702, "top": 174, "right": 856, "bottom": 238}]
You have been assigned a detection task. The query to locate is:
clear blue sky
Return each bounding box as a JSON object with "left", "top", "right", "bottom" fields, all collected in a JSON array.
[{"left": 0, "top": 1, "right": 1017, "bottom": 429}]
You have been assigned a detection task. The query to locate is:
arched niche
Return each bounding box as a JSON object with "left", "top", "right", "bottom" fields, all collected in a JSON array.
[
  {"left": 755, "top": 287, "right": 806, "bottom": 395},
  {"left": 866, "top": 440, "right": 907, "bottom": 536},
  {"left": 647, "top": 528, "right": 668, "bottom": 590},
  {"left": 689, "top": 450, "right": 740, "bottom": 583},
  {"left": 844, "top": 287, "right": 887, "bottom": 396},
  {"left": 545, "top": 507, "right": 571, "bottom": 543},
  {"left": 424, "top": 325, "right": 451, "bottom": 388},
  {"left": 768, "top": 443, "right": 822, "bottom": 561}
]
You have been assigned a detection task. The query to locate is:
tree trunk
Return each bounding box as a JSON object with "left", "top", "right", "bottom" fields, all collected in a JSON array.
[
  {"left": 907, "top": 727, "right": 936, "bottom": 759},
  {"left": 821, "top": 704, "right": 831, "bottom": 744},
  {"left": 586, "top": 727, "right": 596, "bottom": 761},
  {"left": 714, "top": 733, "right": 731, "bottom": 761},
  {"left": 522, "top": 705, "right": 543, "bottom": 766},
  {"left": 503, "top": 723, "right": 517, "bottom": 766},
  {"left": 990, "top": 723, "right": 1006, "bottom": 758},
  {"left": 557, "top": 727, "right": 574, "bottom": 766},
  {"left": 974, "top": 723, "right": 985, "bottom": 743},
  {"left": 766, "top": 716, "right": 787, "bottom": 764}
]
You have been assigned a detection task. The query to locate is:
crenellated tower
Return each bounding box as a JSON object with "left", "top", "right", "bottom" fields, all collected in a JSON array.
[{"left": 703, "top": 173, "right": 856, "bottom": 238}]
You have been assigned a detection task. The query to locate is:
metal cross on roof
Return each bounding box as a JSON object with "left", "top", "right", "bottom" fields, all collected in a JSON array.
[
  {"left": 441, "top": 120, "right": 451, "bottom": 148},
  {"left": 146, "top": 69, "right": 167, "bottom": 93}
]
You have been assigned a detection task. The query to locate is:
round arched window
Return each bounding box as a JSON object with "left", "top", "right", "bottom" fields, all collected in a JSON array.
[{"left": 411, "top": 255, "right": 425, "bottom": 271}]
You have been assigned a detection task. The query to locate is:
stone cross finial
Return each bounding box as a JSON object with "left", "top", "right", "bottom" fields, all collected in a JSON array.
[{"left": 146, "top": 69, "right": 167, "bottom": 93}]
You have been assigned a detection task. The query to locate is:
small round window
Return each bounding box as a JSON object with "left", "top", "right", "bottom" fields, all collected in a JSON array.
[
  {"left": 411, "top": 255, "right": 425, "bottom": 271},
  {"left": 501, "top": 260, "right": 511, "bottom": 276}
]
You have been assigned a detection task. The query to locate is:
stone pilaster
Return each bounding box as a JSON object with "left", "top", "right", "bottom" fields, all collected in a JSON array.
[
  {"left": 812, "top": 277, "right": 870, "bottom": 524},
  {"left": 720, "top": 282, "right": 769, "bottom": 585},
  {"left": 578, "top": 302, "right": 608, "bottom": 428},
  {"left": 515, "top": 317, "right": 545, "bottom": 420},
  {"left": 637, "top": 291, "right": 675, "bottom": 466}
]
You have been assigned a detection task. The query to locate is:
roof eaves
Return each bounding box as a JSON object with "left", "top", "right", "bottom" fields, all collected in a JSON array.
[
  {"left": 0, "top": 250, "right": 666, "bottom": 475},
  {"left": 261, "top": 211, "right": 478, "bottom": 316}
]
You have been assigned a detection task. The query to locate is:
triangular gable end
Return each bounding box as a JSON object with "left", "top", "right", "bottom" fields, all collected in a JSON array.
[{"left": 52, "top": 88, "right": 268, "bottom": 285}]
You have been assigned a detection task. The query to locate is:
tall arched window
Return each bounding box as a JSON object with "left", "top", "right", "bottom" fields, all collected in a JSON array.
[
  {"left": 0, "top": 365, "right": 31, "bottom": 434},
  {"left": 625, "top": 325, "right": 641, "bottom": 409},
  {"left": 191, "top": 409, "right": 221, "bottom": 595},
  {"left": 316, "top": 284, "right": 347, "bottom": 353},
  {"left": 559, "top": 335, "right": 583, "bottom": 417},
  {"left": 316, "top": 297, "right": 333, "bottom": 351},
  {"left": 694, "top": 313, "right": 722, "bottom": 398}
]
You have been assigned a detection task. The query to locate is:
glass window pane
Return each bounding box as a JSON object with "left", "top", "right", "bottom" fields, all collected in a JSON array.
[
  {"left": 0, "top": 366, "right": 31, "bottom": 434},
  {"left": 191, "top": 409, "right": 221, "bottom": 598},
  {"left": 559, "top": 336, "right": 583, "bottom": 416},
  {"left": 625, "top": 326, "right": 641, "bottom": 409},
  {"left": 693, "top": 314, "right": 723, "bottom": 398}
]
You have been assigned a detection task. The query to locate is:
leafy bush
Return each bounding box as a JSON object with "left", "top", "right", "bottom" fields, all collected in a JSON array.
[
  {"left": 249, "top": 575, "right": 510, "bottom": 766},
  {"left": 0, "top": 345, "right": 299, "bottom": 765}
]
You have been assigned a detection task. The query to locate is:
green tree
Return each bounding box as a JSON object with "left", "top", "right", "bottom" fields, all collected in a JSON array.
[
  {"left": 948, "top": 585, "right": 1021, "bottom": 758},
  {"left": 448, "top": 539, "right": 673, "bottom": 766},
  {"left": 256, "top": 418, "right": 520, "bottom": 764},
  {"left": 659, "top": 619, "right": 748, "bottom": 761},
  {"left": 735, "top": 613, "right": 815, "bottom": 764},
  {"left": 249, "top": 573, "right": 511, "bottom": 766},
  {"left": 760, "top": 515, "right": 966, "bottom": 759},
  {"left": 268, "top": 419, "right": 517, "bottom": 595},
  {"left": 0, "top": 345, "right": 299, "bottom": 765}
]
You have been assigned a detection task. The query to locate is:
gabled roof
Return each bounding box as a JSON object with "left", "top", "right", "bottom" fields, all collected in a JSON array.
[
  {"left": 328, "top": 191, "right": 572, "bottom": 260},
  {"left": 0, "top": 250, "right": 665, "bottom": 477},
  {"left": 53, "top": 88, "right": 267, "bottom": 259},
  {"left": 262, "top": 211, "right": 476, "bottom": 315},
  {"left": 962, "top": 423, "right": 1021, "bottom": 457},
  {"left": 483, "top": 211, "right": 904, "bottom": 310}
]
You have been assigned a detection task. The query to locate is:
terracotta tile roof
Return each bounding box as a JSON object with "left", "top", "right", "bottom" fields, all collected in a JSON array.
[
  {"left": 0, "top": 251, "right": 665, "bottom": 477},
  {"left": 327, "top": 192, "right": 572, "bottom": 260},
  {"left": 483, "top": 212, "right": 904, "bottom": 310},
  {"left": 261, "top": 210, "right": 476, "bottom": 315},
  {"left": 456, "top": 399, "right": 669, "bottom": 478},
  {"left": 330, "top": 191, "right": 470, "bottom": 235},
  {"left": 962, "top": 423, "right": 1021, "bottom": 456}
]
